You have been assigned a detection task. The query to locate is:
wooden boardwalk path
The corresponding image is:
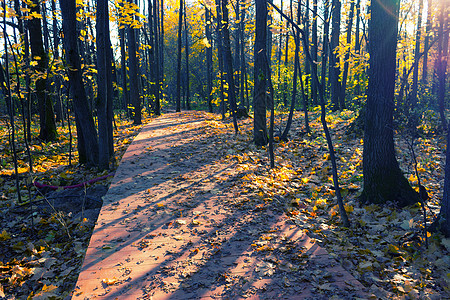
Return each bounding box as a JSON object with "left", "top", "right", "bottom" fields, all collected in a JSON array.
[{"left": 73, "top": 112, "right": 368, "bottom": 299}]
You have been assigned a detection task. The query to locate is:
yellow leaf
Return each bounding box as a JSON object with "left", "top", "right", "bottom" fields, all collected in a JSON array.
[
  {"left": 30, "top": 12, "right": 42, "bottom": 19},
  {"left": 30, "top": 61, "right": 38, "bottom": 66},
  {"left": 102, "top": 277, "right": 118, "bottom": 285},
  {"left": 344, "top": 205, "right": 354, "bottom": 213},
  {"left": 0, "top": 230, "right": 11, "bottom": 241},
  {"left": 41, "top": 284, "right": 58, "bottom": 293}
]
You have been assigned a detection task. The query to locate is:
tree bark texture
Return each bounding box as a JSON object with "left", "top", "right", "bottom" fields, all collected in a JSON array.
[
  {"left": 29, "top": 0, "right": 57, "bottom": 141},
  {"left": 60, "top": 0, "right": 99, "bottom": 166},
  {"left": 254, "top": 0, "right": 268, "bottom": 146},
  {"left": 221, "top": 0, "right": 238, "bottom": 133},
  {"left": 361, "top": 0, "right": 418, "bottom": 207},
  {"left": 176, "top": 0, "right": 183, "bottom": 112},
  {"left": 329, "top": 0, "right": 342, "bottom": 110},
  {"left": 127, "top": 2, "right": 142, "bottom": 124}
]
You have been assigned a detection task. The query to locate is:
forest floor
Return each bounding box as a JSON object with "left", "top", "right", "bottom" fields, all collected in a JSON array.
[{"left": 0, "top": 109, "right": 449, "bottom": 299}]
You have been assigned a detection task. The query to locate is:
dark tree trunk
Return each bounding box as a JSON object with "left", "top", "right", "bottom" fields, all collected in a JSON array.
[
  {"left": 52, "top": 0, "right": 63, "bottom": 123},
  {"left": 234, "top": 0, "right": 241, "bottom": 104},
  {"left": 184, "top": 0, "right": 191, "bottom": 110},
  {"left": 221, "top": 0, "right": 238, "bottom": 133},
  {"left": 360, "top": 0, "right": 418, "bottom": 207},
  {"left": 433, "top": 127, "right": 450, "bottom": 237},
  {"left": 119, "top": 25, "right": 129, "bottom": 116},
  {"left": 215, "top": 0, "right": 226, "bottom": 119},
  {"left": 254, "top": 0, "right": 268, "bottom": 146},
  {"left": 14, "top": 0, "right": 32, "bottom": 141},
  {"left": 436, "top": 0, "right": 448, "bottom": 130},
  {"left": 160, "top": 0, "right": 165, "bottom": 106},
  {"left": 176, "top": 0, "right": 183, "bottom": 112},
  {"left": 29, "top": 0, "right": 57, "bottom": 141},
  {"left": 329, "top": 0, "right": 342, "bottom": 111},
  {"left": 354, "top": 0, "right": 361, "bottom": 95},
  {"left": 60, "top": 0, "right": 99, "bottom": 166},
  {"left": 239, "top": 5, "right": 246, "bottom": 108},
  {"left": 205, "top": 7, "right": 213, "bottom": 113},
  {"left": 409, "top": 0, "right": 423, "bottom": 113},
  {"left": 321, "top": 0, "right": 330, "bottom": 103},
  {"left": 96, "top": 0, "right": 114, "bottom": 170},
  {"left": 41, "top": 1, "right": 49, "bottom": 52},
  {"left": 266, "top": 0, "right": 273, "bottom": 69},
  {"left": 128, "top": 1, "right": 142, "bottom": 124},
  {"left": 422, "top": 0, "right": 432, "bottom": 84},
  {"left": 311, "top": 0, "right": 318, "bottom": 106},
  {"left": 340, "top": 0, "right": 355, "bottom": 105},
  {"left": 153, "top": 0, "right": 161, "bottom": 115}
]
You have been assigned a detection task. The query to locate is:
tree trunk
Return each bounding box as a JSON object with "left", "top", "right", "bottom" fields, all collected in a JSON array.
[
  {"left": 360, "top": 0, "right": 418, "bottom": 207},
  {"left": 51, "top": 0, "right": 63, "bottom": 123},
  {"left": 239, "top": 5, "right": 246, "bottom": 108},
  {"left": 433, "top": 127, "right": 450, "bottom": 237},
  {"left": 29, "top": 0, "right": 57, "bottom": 141},
  {"left": 321, "top": 0, "right": 330, "bottom": 103},
  {"left": 436, "top": 0, "right": 448, "bottom": 130},
  {"left": 329, "top": 0, "right": 342, "bottom": 111},
  {"left": 215, "top": 0, "right": 226, "bottom": 119},
  {"left": 153, "top": 0, "right": 161, "bottom": 115},
  {"left": 119, "top": 25, "right": 129, "bottom": 116},
  {"left": 176, "top": 0, "right": 183, "bottom": 112},
  {"left": 96, "top": 0, "right": 114, "bottom": 170},
  {"left": 205, "top": 7, "right": 213, "bottom": 113},
  {"left": 128, "top": 0, "right": 142, "bottom": 124},
  {"left": 60, "top": 0, "right": 99, "bottom": 166},
  {"left": 184, "top": 0, "right": 191, "bottom": 110},
  {"left": 254, "top": 0, "right": 268, "bottom": 146},
  {"left": 311, "top": 0, "right": 318, "bottom": 105},
  {"left": 221, "top": 0, "right": 238, "bottom": 133},
  {"left": 422, "top": 0, "right": 432, "bottom": 84},
  {"left": 340, "top": 0, "right": 355, "bottom": 105},
  {"left": 409, "top": 0, "right": 423, "bottom": 114},
  {"left": 234, "top": 0, "right": 241, "bottom": 105}
]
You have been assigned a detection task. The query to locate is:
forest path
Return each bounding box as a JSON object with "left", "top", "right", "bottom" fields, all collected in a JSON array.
[{"left": 73, "top": 111, "right": 367, "bottom": 299}]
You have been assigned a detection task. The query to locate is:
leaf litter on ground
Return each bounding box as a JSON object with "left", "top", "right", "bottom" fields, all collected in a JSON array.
[
  {"left": 1, "top": 109, "right": 449, "bottom": 299},
  {"left": 0, "top": 113, "right": 150, "bottom": 299}
]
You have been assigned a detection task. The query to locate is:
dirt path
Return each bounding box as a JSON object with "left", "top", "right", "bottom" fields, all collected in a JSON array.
[{"left": 73, "top": 112, "right": 367, "bottom": 299}]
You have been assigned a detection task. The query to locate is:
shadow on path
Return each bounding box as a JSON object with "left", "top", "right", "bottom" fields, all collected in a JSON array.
[{"left": 73, "top": 112, "right": 367, "bottom": 299}]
